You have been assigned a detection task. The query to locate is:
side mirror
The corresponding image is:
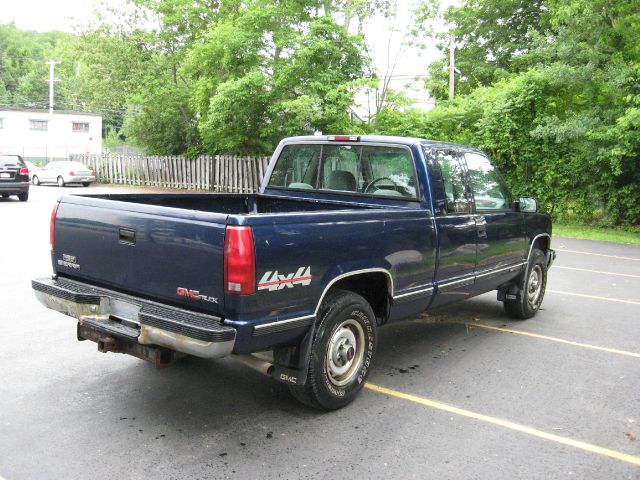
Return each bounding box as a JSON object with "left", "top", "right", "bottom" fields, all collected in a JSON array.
[{"left": 518, "top": 196, "right": 538, "bottom": 213}]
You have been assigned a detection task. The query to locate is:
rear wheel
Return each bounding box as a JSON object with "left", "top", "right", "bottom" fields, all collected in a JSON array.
[
  {"left": 1, "top": 194, "right": 9, "bottom": 198},
  {"left": 17, "top": 192, "right": 29, "bottom": 202},
  {"left": 32, "top": 175, "right": 40, "bottom": 186},
  {"left": 57, "top": 176, "right": 65, "bottom": 187},
  {"left": 82, "top": 182, "right": 91, "bottom": 187},
  {"left": 504, "top": 247, "right": 547, "bottom": 319},
  {"left": 288, "top": 290, "right": 377, "bottom": 410}
]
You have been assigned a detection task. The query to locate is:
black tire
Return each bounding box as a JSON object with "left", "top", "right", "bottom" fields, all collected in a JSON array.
[
  {"left": 288, "top": 289, "right": 377, "bottom": 410},
  {"left": 82, "top": 182, "right": 91, "bottom": 187},
  {"left": 18, "top": 192, "right": 29, "bottom": 202},
  {"left": 32, "top": 175, "right": 40, "bottom": 186},
  {"left": 57, "top": 176, "right": 65, "bottom": 187},
  {"left": 504, "top": 248, "right": 547, "bottom": 319},
  {"left": 1, "top": 194, "right": 8, "bottom": 198}
]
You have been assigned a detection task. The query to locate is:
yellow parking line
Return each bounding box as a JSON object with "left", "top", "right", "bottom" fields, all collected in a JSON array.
[
  {"left": 555, "top": 266, "right": 640, "bottom": 279},
  {"left": 465, "top": 322, "right": 640, "bottom": 358},
  {"left": 365, "top": 383, "right": 640, "bottom": 467},
  {"left": 547, "top": 290, "right": 640, "bottom": 305},
  {"left": 557, "top": 249, "right": 640, "bottom": 261}
]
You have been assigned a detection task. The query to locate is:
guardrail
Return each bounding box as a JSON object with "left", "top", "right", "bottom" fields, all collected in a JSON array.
[{"left": 74, "top": 154, "right": 271, "bottom": 192}]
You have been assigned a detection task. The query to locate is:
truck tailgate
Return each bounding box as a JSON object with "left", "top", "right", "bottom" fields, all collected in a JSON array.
[{"left": 52, "top": 196, "right": 227, "bottom": 316}]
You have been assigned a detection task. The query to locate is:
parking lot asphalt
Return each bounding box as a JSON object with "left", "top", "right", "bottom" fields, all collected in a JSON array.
[{"left": 1, "top": 184, "right": 639, "bottom": 479}]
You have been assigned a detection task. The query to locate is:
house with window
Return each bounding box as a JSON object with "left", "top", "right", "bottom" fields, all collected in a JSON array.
[{"left": 0, "top": 108, "right": 102, "bottom": 162}]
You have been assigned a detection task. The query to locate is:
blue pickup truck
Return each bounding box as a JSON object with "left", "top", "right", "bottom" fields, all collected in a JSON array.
[{"left": 33, "top": 135, "right": 555, "bottom": 410}]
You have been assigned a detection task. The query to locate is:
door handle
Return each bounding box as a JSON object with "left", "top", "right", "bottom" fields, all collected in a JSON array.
[
  {"left": 118, "top": 227, "right": 136, "bottom": 245},
  {"left": 476, "top": 216, "right": 487, "bottom": 239}
]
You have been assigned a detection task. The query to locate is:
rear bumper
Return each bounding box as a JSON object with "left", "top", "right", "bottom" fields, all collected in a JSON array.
[
  {"left": 0, "top": 182, "right": 29, "bottom": 194},
  {"left": 66, "top": 175, "right": 96, "bottom": 184},
  {"left": 32, "top": 276, "right": 236, "bottom": 358}
]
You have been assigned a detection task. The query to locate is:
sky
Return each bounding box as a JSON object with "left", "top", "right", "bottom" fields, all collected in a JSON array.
[{"left": 0, "top": 0, "right": 450, "bottom": 112}]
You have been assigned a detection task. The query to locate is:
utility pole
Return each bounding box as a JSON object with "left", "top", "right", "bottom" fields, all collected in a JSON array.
[
  {"left": 45, "top": 60, "right": 61, "bottom": 115},
  {"left": 448, "top": 36, "right": 455, "bottom": 101}
]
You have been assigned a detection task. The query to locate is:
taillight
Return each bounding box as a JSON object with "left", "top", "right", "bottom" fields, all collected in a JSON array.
[
  {"left": 50, "top": 202, "right": 59, "bottom": 252},
  {"left": 19, "top": 167, "right": 29, "bottom": 175},
  {"left": 91, "top": 170, "right": 95, "bottom": 177},
  {"left": 224, "top": 226, "right": 256, "bottom": 295},
  {"left": 69, "top": 171, "right": 75, "bottom": 176}
]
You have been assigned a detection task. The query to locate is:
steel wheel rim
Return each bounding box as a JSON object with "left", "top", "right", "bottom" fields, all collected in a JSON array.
[
  {"left": 325, "top": 318, "right": 365, "bottom": 387},
  {"left": 57, "top": 177, "right": 63, "bottom": 187},
  {"left": 527, "top": 265, "right": 543, "bottom": 305}
]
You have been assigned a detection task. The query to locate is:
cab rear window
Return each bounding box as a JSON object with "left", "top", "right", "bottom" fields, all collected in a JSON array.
[
  {"left": 268, "top": 144, "right": 418, "bottom": 200},
  {"left": 0, "top": 155, "right": 25, "bottom": 168}
]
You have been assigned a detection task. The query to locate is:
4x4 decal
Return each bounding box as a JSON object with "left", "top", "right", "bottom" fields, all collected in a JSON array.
[{"left": 258, "top": 266, "right": 312, "bottom": 291}]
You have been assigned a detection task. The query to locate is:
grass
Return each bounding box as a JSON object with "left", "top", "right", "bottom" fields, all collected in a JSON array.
[{"left": 553, "top": 223, "right": 640, "bottom": 245}]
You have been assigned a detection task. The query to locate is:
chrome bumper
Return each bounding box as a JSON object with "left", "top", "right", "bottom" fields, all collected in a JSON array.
[{"left": 32, "top": 277, "right": 235, "bottom": 359}]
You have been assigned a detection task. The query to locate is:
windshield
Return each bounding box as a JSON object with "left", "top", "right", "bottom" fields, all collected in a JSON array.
[
  {"left": 0, "top": 155, "right": 25, "bottom": 168},
  {"left": 267, "top": 143, "right": 417, "bottom": 200}
]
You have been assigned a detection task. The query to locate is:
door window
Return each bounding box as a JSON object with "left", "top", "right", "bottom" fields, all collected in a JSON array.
[
  {"left": 464, "top": 152, "right": 512, "bottom": 211},
  {"left": 435, "top": 150, "right": 470, "bottom": 214}
]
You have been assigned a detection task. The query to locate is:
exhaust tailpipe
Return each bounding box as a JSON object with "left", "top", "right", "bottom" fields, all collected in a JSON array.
[{"left": 232, "top": 354, "right": 274, "bottom": 376}]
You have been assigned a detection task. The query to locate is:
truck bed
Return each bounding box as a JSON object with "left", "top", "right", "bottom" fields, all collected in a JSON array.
[{"left": 51, "top": 192, "right": 418, "bottom": 320}]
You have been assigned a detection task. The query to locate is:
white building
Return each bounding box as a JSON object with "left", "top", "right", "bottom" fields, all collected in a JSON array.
[{"left": 0, "top": 109, "right": 102, "bottom": 162}]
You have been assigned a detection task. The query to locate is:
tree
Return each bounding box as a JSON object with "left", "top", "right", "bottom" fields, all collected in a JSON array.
[
  {"left": 424, "top": 0, "right": 551, "bottom": 101},
  {"left": 185, "top": 1, "right": 369, "bottom": 154},
  {"left": 380, "top": 0, "right": 640, "bottom": 225}
]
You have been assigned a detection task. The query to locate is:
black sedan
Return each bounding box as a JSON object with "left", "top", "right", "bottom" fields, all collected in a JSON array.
[{"left": 0, "top": 154, "right": 30, "bottom": 201}]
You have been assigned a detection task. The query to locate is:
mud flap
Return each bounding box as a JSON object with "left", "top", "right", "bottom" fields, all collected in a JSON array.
[
  {"left": 497, "top": 283, "right": 520, "bottom": 302},
  {"left": 272, "top": 322, "right": 316, "bottom": 386}
]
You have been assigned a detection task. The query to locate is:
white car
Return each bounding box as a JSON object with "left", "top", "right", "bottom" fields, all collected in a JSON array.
[
  {"left": 24, "top": 161, "right": 42, "bottom": 181},
  {"left": 32, "top": 161, "right": 96, "bottom": 187}
]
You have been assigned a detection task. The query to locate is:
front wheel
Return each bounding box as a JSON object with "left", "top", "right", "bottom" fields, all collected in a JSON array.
[
  {"left": 288, "top": 290, "right": 377, "bottom": 410},
  {"left": 57, "top": 176, "right": 65, "bottom": 187},
  {"left": 504, "top": 248, "right": 547, "bottom": 319}
]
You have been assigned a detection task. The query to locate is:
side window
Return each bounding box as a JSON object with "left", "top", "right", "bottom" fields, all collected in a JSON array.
[
  {"left": 464, "top": 152, "right": 512, "bottom": 211},
  {"left": 435, "top": 150, "right": 470, "bottom": 214}
]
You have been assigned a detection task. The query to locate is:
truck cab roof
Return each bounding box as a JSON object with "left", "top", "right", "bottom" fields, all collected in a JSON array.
[{"left": 279, "top": 135, "right": 484, "bottom": 154}]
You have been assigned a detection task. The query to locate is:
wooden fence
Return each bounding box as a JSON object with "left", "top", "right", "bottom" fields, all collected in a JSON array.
[{"left": 74, "top": 154, "right": 271, "bottom": 193}]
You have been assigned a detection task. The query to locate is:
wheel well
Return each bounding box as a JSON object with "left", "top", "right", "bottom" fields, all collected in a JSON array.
[
  {"left": 326, "top": 272, "right": 390, "bottom": 323},
  {"left": 532, "top": 235, "right": 550, "bottom": 254}
]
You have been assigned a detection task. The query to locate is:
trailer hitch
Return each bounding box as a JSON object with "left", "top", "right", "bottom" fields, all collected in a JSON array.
[{"left": 77, "top": 323, "right": 183, "bottom": 369}]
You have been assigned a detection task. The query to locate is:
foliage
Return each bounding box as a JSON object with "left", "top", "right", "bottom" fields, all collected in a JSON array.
[
  {"left": 1, "top": 0, "right": 639, "bottom": 225},
  {"left": 185, "top": 3, "right": 368, "bottom": 154},
  {"left": 375, "top": 0, "right": 640, "bottom": 226},
  {"left": 424, "top": 0, "right": 550, "bottom": 101}
]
